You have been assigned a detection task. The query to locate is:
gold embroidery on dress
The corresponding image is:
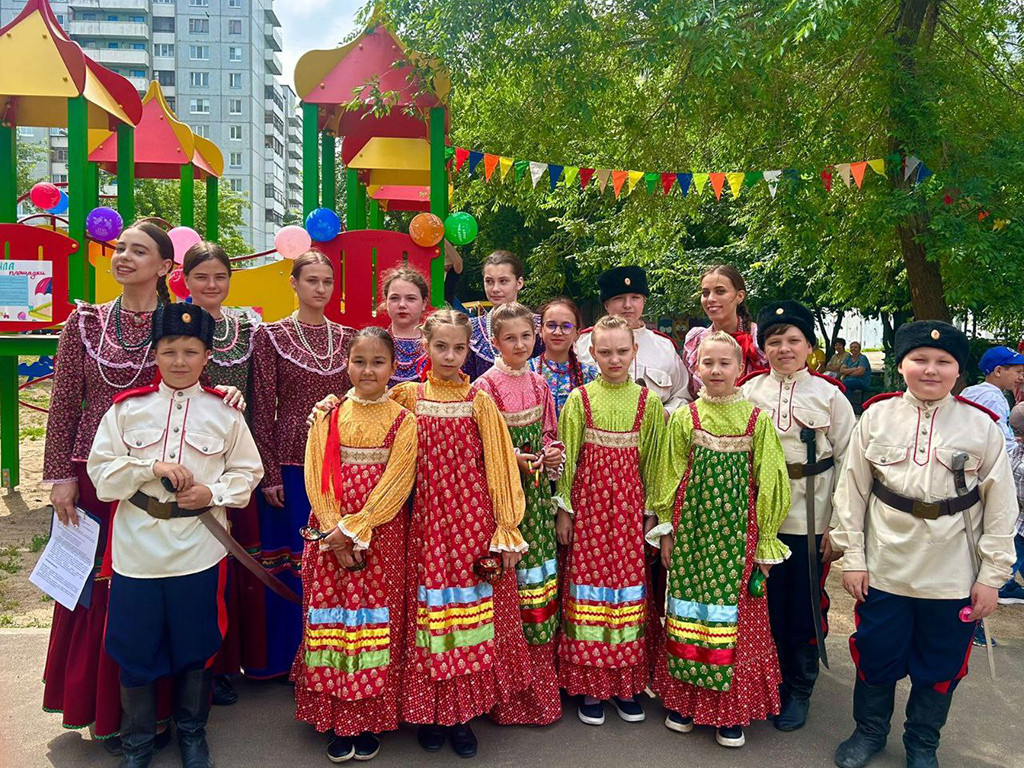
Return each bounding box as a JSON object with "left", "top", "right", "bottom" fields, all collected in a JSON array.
[
  {"left": 339, "top": 446, "right": 392, "bottom": 465},
  {"left": 502, "top": 405, "right": 543, "bottom": 428},
  {"left": 417, "top": 399, "right": 476, "bottom": 419},
  {"left": 584, "top": 428, "right": 640, "bottom": 449},
  {"left": 692, "top": 430, "right": 754, "bottom": 453}
]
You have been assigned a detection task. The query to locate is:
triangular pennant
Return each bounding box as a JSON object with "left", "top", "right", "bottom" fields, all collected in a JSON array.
[
  {"left": 904, "top": 155, "right": 921, "bottom": 181},
  {"left": 676, "top": 173, "right": 692, "bottom": 196},
  {"left": 529, "top": 161, "right": 546, "bottom": 188},
  {"left": 835, "top": 163, "right": 852, "bottom": 188},
  {"left": 821, "top": 168, "right": 834, "bottom": 192},
  {"left": 693, "top": 173, "right": 709, "bottom": 195},
  {"left": 483, "top": 154, "right": 499, "bottom": 182},
  {"left": 499, "top": 156, "right": 514, "bottom": 181},
  {"left": 612, "top": 170, "right": 629, "bottom": 198},
  {"left": 595, "top": 169, "right": 612, "bottom": 193},
  {"left": 726, "top": 172, "right": 745, "bottom": 198},
  {"left": 563, "top": 166, "right": 579, "bottom": 188},
  {"left": 454, "top": 147, "right": 470, "bottom": 173},
  {"left": 743, "top": 171, "right": 763, "bottom": 189},
  {"left": 468, "top": 151, "right": 484, "bottom": 176},
  {"left": 850, "top": 161, "right": 867, "bottom": 189},
  {"left": 513, "top": 160, "right": 529, "bottom": 182},
  {"left": 866, "top": 158, "right": 886, "bottom": 177},
  {"left": 627, "top": 170, "right": 644, "bottom": 195},
  {"left": 917, "top": 163, "right": 933, "bottom": 183},
  {"left": 763, "top": 170, "right": 782, "bottom": 199},
  {"left": 661, "top": 172, "right": 676, "bottom": 195},
  {"left": 644, "top": 172, "right": 659, "bottom": 194},
  {"left": 548, "top": 164, "right": 564, "bottom": 191},
  {"left": 579, "top": 168, "right": 596, "bottom": 189},
  {"left": 709, "top": 173, "right": 726, "bottom": 200}
]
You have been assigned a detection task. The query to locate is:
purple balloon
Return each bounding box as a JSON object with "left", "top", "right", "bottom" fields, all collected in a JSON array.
[{"left": 86, "top": 207, "right": 124, "bottom": 242}]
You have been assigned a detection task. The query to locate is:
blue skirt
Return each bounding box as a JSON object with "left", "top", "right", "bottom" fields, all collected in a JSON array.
[{"left": 247, "top": 465, "right": 307, "bottom": 678}]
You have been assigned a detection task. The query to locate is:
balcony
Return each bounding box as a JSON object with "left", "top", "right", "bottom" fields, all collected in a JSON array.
[
  {"left": 70, "top": 0, "right": 148, "bottom": 9},
  {"left": 69, "top": 21, "right": 149, "bottom": 39},
  {"left": 89, "top": 48, "right": 150, "bottom": 67},
  {"left": 264, "top": 23, "right": 283, "bottom": 52},
  {"left": 287, "top": 144, "right": 301, "bottom": 161},
  {"left": 265, "top": 7, "right": 280, "bottom": 26},
  {"left": 265, "top": 50, "right": 282, "bottom": 76},
  {"left": 127, "top": 76, "right": 148, "bottom": 92}
]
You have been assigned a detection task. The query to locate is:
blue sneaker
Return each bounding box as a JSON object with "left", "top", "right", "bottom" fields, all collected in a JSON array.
[
  {"left": 577, "top": 699, "right": 605, "bottom": 726},
  {"left": 716, "top": 725, "right": 745, "bottom": 748},
  {"left": 665, "top": 711, "right": 694, "bottom": 733},
  {"left": 972, "top": 623, "right": 998, "bottom": 648},
  {"left": 328, "top": 735, "right": 355, "bottom": 763},
  {"left": 998, "top": 581, "right": 1024, "bottom": 605},
  {"left": 610, "top": 696, "right": 645, "bottom": 722}
]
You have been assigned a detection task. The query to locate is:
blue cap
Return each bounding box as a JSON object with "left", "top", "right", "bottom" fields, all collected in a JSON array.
[{"left": 979, "top": 346, "right": 1024, "bottom": 375}]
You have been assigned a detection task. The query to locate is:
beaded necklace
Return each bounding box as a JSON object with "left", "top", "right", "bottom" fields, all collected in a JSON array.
[
  {"left": 289, "top": 311, "right": 337, "bottom": 372},
  {"left": 212, "top": 312, "right": 241, "bottom": 354},
  {"left": 389, "top": 328, "right": 425, "bottom": 380},
  {"left": 95, "top": 300, "right": 153, "bottom": 389}
]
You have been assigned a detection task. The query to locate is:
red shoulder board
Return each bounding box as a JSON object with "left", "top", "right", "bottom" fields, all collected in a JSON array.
[
  {"left": 578, "top": 327, "right": 594, "bottom": 335},
  {"left": 651, "top": 328, "right": 677, "bottom": 343},
  {"left": 810, "top": 370, "right": 846, "bottom": 393},
  {"left": 112, "top": 384, "right": 159, "bottom": 404},
  {"left": 736, "top": 369, "right": 769, "bottom": 387},
  {"left": 862, "top": 391, "right": 903, "bottom": 411},
  {"left": 955, "top": 395, "right": 1000, "bottom": 422},
  {"left": 202, "top": 386, "right": 228, "bottom": 399}
]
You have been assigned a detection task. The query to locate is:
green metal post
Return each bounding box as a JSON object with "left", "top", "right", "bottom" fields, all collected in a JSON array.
[
  {"left": 345, "top": 168, "right": 366, "bottom": 230},
  {"left": 67, "top": 95, "right": 89, "bottom": 302},
  {"left": 85, "top": 161, "right": 100, "bottom": 300},
  {"left": 0, "top": 124, "right": 16, "bottom": 223},
  {"left": 0, "top": 354, "right": 17, "bottom": 488},
  {"left": 428, "top": 107, "right": 449, "bottom": 307},
  {"left": 368, "top": 199, "right": 382, "bottom": 229},
  {"left": 180, "top": 163, "right": 195, "bottom": 228},
  {"left": 321, "top": 133, "right": 336, "bottom": 212},
  {"left": 302, "top": 102, "right": 319, "bottom": 218},
  {"left": 206, "top": 176, "right": 219, "bottom": 241},
  {"left": 116, "top": 123, "right": 135, "bottom": 224}
]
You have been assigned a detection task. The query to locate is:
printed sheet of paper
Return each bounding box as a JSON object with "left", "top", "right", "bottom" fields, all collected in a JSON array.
[{"left": 29, "top": 509, "right": 100, "bottom": 611}]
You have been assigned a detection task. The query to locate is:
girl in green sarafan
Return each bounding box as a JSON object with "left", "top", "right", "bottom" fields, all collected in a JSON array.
[{"left": 647, "top": 330, "right": 791, "bottom": 750}]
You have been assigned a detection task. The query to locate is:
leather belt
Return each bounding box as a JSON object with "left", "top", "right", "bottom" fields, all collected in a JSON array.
[
  {"left": 871, "top": 479, "right": 980, "bottom": 520},
  {"left": 787, "top": 456, "right": 835, "bottom": 480},
  {"left": 130, "top": 491, "right": 208, "bottom": 520}
]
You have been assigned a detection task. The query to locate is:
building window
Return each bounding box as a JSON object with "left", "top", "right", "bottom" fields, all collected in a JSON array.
[
  {"left": 193, "top": 125, "right": 209, "bottom": 138},
  {"left": 190, "top": 98, "right": 210, "bottom": 115},
  {"left": 154, "top": 43, "right": 174, "bottom": 58},
  {"left": 152, "top": 17, "right": 175, "bottom": 32},
  {"left": 228, "top": 19, "right": 242, "bottom": 35},
  {"left": 229, "top": 125, "right": 242, "bottom": 141},
  {"left": 228, "top": 0, "right": 241, "bottom": 7},
  {"left": 229, "top": 178, "right": 243, "bottom": 192},
  {"left": 229, "top": 99, "right": 242, "bottom": 115},
  {"left": 190, "top": 72, "right": 210, "bottom": 87},
  {"left": 229, "top": 73, "right": 242, "bottom": 89},
  {"left": 129, "top": 69, "right": 146, "bottom": 78},
  {"left": 155, "top": 70, "right": 175, "bottom": 86},
  {"left": 229, "top": 152, "right": 242, "bottom": 168},
  {"left": 188, "top": 0, "right": 209, "bottom": 6},
  {"left": 51, "top": 174, "right": 68, "bottom": 184},
  {"left": 188, "top": 18, "right": 209, "bottom": 34},
  {"left": 228, "top": 47, "right": 242, "bottom": 62},
  {"left": 189, "top": 45, "right": 209, "bottom": 61},
  {"left": 166, "top": 97, "right": 175, "bottom": 111}
]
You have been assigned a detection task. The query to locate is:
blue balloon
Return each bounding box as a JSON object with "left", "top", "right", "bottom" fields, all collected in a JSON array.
[
  {"left": 47, "top": 190, "right": 69, "bottom": 215},
  {"left": 305, "top": 207, "right": 342, "bottom": 243}
]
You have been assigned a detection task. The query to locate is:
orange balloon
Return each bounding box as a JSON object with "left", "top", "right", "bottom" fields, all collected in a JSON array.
[{"left": 409, "top": 213, "right": 445, "bottom": 247}]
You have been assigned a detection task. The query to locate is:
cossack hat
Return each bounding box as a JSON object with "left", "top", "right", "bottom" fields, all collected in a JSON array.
[
  {"left": 755, "top": 300, "right": 817, "bottom": 349},
  {"left": 151, "top": 303, "right": 215, "bottom": 350},
  {"left": 894, "top": 320, "right": 969, "bottom": 372},
  {"left": 598, "top": 265, "right": 649, "bottom": 303}
]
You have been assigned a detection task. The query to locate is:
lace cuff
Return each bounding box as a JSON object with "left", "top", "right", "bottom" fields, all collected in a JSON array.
[
  {"left": 553, "top": 495, "right": 573, "bottom": 515},
  {"left": 338, "top": 514, "right": 372, "bottom": 552},
  {"left": 645, "top": 522, "right": 673, "bottom": 548},
  {"left": 754, "top": 536, "right": 791, "bottom": 565},
  {"left": 489, "top": 526, "right": 529, "bottom": 553}
]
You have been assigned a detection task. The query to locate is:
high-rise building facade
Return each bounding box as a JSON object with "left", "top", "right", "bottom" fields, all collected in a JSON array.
[{"left": 0, "top": 0, "right": 303, "bottom": 251}]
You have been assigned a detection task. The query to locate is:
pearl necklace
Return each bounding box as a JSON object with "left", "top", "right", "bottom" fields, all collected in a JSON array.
[
  {"left": 212, "top": 312, "right": 240, "bottom": 353},
  {"left": 290, "top": 312, "right": 337, "bottom": 372},
  {"left": 95, "top": 301, "right": 152, "bottom": 389},
  {"left": 475, "top": 311, "right": 497, "bottom": 358}
]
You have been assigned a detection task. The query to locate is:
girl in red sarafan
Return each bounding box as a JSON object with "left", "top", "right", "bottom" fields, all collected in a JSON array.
[
  {"left": 555, "top": 314, "right": 665, "bottom": 728},
  {"left": 390, "top": 309, "right": 533, "bottom": 759}
]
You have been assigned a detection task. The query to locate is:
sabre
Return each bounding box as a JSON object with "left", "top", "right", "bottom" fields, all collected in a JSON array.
[
  {"left": 799, "top": 428, "right": 829, "bottom": 669},
  {"left": 951, "top": 451, "right": 996, "bottom": 681}
]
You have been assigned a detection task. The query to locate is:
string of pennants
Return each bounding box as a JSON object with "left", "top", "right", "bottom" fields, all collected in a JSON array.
[{"left": 447, "top": 147, "right": 935, "bottom": 200}]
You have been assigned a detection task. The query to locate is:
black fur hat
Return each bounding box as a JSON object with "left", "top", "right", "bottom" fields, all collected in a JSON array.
[{"left": 151, "top": 303, "right": 214, "bottom": 349}]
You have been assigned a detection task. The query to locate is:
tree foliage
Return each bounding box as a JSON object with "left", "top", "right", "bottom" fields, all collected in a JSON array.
[{"left": 131, "top": 178, "right": 251, "bottom": 257}]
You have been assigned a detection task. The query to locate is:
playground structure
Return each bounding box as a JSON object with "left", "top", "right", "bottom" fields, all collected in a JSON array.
[{"left": 0, "top": 1, "right": 454, "bottom": 488}]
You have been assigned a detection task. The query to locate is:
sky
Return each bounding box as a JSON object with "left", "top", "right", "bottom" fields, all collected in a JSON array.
[{"left": 277, "top": 0, "right": 364, "bottom": 88}]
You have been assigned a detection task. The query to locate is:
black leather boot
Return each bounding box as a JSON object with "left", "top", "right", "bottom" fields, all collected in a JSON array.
[
  {"left": 834, "top": 679, "right": 896, "bottom": 768},
  {"left": 903, "top": 684, "right": 953, "bottom": 768},
  {"left": 776, "top": 643, "right": 821, "bottom": 731},
  {"left": 118, "top": 683, "right": 157, "bottom": 768},
  {"left": 175, "top": 668, "right": 214, "bottom": 768}
]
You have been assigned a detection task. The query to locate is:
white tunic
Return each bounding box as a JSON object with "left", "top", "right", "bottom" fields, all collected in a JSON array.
[
  {"left": 742, "top": 368, "right": 856, "bottom": 535},
  {"left": 575, "top": 325, "right": 690, "bottom": 413},
  {"left": 88, "top": 381, "right": 264, "bottom": 579},
  {"left": 830, "top": 391, "right": 1016, "bottom": 599}
]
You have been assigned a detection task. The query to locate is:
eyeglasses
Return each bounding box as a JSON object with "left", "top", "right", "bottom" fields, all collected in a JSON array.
[{"left": 543, "top": 321, "right": 576, "bottom": 334}]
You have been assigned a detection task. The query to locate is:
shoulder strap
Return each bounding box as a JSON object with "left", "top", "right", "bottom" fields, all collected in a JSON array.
[
  {"left": 579, "top": 385, "right": 595, "bottom": 428},
  {"left": 382, "top": 409, "right": 409, "bottom": 448},
  {"left": 688, "top": 400, "right": 701, "bottom": 431},
  {"left": 744, "top": 406, "right": 761, "bottom": 437},
  {"left": 632, "top": 387, "right": 650, "bottom": 431}
]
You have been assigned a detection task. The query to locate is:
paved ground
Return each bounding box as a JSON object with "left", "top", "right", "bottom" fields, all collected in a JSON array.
[{"left": 1, "top": 628, "right": 1020, "bottom": 768}]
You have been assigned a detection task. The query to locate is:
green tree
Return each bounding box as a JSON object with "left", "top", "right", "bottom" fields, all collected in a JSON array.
[{"left": 131, "top": 177, "right": 251, "bottom": 257}]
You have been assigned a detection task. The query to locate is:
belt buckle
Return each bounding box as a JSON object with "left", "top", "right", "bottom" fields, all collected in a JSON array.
[
  {"left": 787, "top": 464, "right": 803, "bottom": 480},
  {"left": 912, "top": 500, "right": 941, "bottom": 520},
  {"left": 147, "top": 497, "right": 174, "bottom": 520}
]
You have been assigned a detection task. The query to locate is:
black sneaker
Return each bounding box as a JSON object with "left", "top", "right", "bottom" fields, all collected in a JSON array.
[
  {"left": 450, "top": 723, "right": 477, "bottom": 759},
  {"left": 664, "top": 711, "right": 694, "bottom": 733},
  {"left": 716, "top": 725, "right": 745, "bottom": 748},
  {"left": 213, "top": 675, "right": 238, "bottom": 706},
  {"left": 577, "top": 699, "right": 605, "bottom": 726},
  {"left": 610, "top": 696, "right": 645, "bottom": 722},
  {"left": 353, "top": 732, "right": 380, "bottom": 762},
  {"left": 327, "top": 735, "right": 355, "bottom": 763},
  {"left": 417, "top": 724, "right": 447, "bottom": 753}
]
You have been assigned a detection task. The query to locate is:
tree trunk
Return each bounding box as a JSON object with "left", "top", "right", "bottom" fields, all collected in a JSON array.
[{"left": 890, "top": 0, "right": 951, "bottom": 323}]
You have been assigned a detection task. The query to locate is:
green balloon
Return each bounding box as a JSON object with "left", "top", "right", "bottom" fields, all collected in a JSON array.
[{"left": 444, "top": 212, "right": 478, "bottom": 246}]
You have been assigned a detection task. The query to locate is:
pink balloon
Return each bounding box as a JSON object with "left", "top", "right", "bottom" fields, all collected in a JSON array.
[
  {"left": 274, "top": 225, "right": 312, "bottom": 259},
  {"left": 168, "top": 268, "right": 190, "bottom": 299},
  {"left": 168, "top": 227, "right": 202, "bottom": 264}
]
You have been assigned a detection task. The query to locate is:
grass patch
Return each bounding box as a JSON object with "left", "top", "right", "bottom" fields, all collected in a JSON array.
[
  {"left": 0, "top": 614, "right": 14, "bottom": 628},
  {"left": 30, "top": 533, "right": 49, "bottom": 553},
  {"left": 0, "top": 546, "right": 22, "bottom": 574},
  {"left": 19, "top": 425, "right": 46, "bottom": 441}
]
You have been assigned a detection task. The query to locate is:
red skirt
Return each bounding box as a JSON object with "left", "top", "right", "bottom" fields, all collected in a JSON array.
[{"left": 489, "top": 641, "right": 561, "bottom": 725}]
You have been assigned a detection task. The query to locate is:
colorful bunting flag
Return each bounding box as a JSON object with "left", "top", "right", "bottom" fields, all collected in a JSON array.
[
  {"left": 529, "top": 161, "right": 546, "bottom": 188},
  {"left": 454, "top": 147, "right": 470, "bottom": 173},
  {"left": 595, "top": 169, "right": 612, "bottom": 193},
  {"left": 917, "top": 163, "right": 933, "bottom": 183},
  {"left": 563, "top": 166, "right": 579, "bottom": 188},
  {"left": 627, "top": 170, "right": 644, "bottom": 195},
  {"left": 709, "top": 173, "right": 726, "bottom": 200},
  {"left": 579, "top": 168, "right": 595, "bottom": 189},
  {"left": 676, "top": 173, "right": 692, "bottom": 196},
  {"left": 612, "top": 170, "right": 629, "bottom": 198},
  {"left": 661, "top": 172, "right": 676, "bottom": 195},
  {"left": 867, "top": 158, "right": 886, "bottom": 177},
  {"left": 644, "top": 172, "right": 659, "bottom": 195},
  {"left": 850, "top": 161, "right": 867, "bottom": 189},
  {"left": 483, "top": 154, "right": 499, "bottom": 182},
  {"left": 904, "top": 155, "right": 921, "bottom": 181},
  {"left": 548, "top": 164, "right": 564, "bottom": 191},
  {"left": 499, "top": 156, "right": 514, "bottom": 181},
  {"left": 835, "top": 163, "right": 852, "bottom": 188},
  {"left": 468, "top": 151, "right": 484, "bottom": 175},
  {"left": 513, "top": 160, "right": 529, "bottom": 182},
  {"left": 693, "top": 173, "right": 709, "bottom": 195},
  {"left": 726, "top": 172, "right": 745, "bottom": 198},
  {"left": 763, "top": 170, "right": 782, "bottom": 199},
  {"left": 821, "top": 168, "right": 833, "bottom": 192},
  {"left": 743, "top": 171, "right": 763, "bottom": 189}
]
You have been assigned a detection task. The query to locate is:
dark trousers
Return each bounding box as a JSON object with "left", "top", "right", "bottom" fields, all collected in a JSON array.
[
  {"left": 850, "top": 588, "right": 974, "bottom": 694},
  {"left": 106, "top": 560, "right": 227, "bottom": 687}
]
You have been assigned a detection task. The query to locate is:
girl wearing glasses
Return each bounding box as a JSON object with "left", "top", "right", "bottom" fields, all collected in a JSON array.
[{"left": 529, "top": 298, "right": 597, "bottom": 417}]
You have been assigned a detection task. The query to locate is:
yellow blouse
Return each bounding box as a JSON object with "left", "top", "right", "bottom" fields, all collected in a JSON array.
[
  {"left": 303, "top": 396, "right": 417, "bottom": 548},
  {"left": 391, "top": 372, "right": 527, "bottom": 553}
]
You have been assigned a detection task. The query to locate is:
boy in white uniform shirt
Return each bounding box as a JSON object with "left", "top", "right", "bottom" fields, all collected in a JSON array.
[
  {"left": 741, "top": 301, "right": 856, "bottom": 733},
  {"left": 830, "top": 321, "right": 1016, "bottom": 768},
  {"left": 88, "top": 303, "right": 263, "bottom": 768}
]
